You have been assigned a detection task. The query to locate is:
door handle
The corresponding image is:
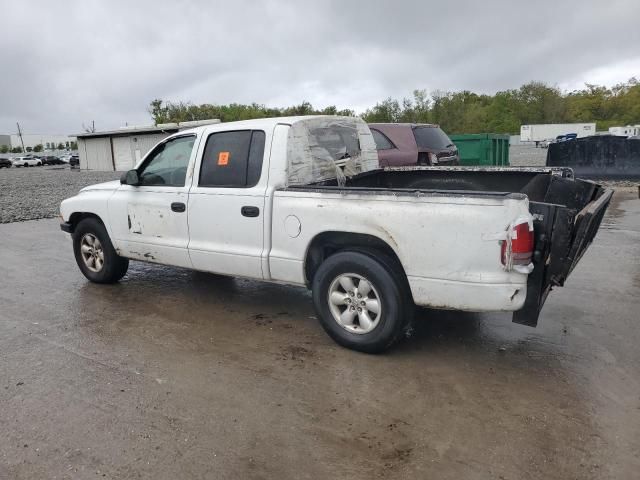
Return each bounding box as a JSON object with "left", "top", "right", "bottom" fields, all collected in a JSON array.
[
  {"left": 171, "top": 202, "right": 186, "bottom": 213},
  {"left": 241, "top": 206, "right": 260, "bottom": 217}
]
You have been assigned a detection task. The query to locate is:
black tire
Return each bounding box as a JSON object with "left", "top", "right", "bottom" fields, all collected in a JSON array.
[
  {"left": 72, "top": 217, "right": 129, "bottom": 283},
  {"left": 312, "top": 250, "right": 412, "bottom": 353}
]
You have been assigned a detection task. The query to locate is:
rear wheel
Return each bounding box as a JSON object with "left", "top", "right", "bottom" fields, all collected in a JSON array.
[
  {"left": 312, "top": 251, "right": 412, "bottom": 353},
  {"left": 73, "top": 218, "right": 129, "bottom": 283}
]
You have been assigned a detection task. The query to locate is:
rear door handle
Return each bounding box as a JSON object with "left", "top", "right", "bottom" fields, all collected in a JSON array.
[
  {"left": 171, "top": 202, "right": 186, "bottom": 213},
  {"left": 241, "top": 206, "right": 260, "bottom": 217}
]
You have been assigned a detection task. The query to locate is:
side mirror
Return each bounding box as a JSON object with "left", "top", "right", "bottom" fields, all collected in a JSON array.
[{"left": 121, "top": 169, "right": 140, "bottom": 186}]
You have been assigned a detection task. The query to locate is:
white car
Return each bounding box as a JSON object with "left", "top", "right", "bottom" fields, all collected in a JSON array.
[
  {"left": 12, "top": 156, "right": 41, "bottom": 167},
  {"left": 59, "top": 116, "right": 612, "bottom": 352}
]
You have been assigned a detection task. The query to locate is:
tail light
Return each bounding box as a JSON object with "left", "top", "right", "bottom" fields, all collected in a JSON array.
[{"left": 501, "top": 218, "right": 534, "bottom": 274}]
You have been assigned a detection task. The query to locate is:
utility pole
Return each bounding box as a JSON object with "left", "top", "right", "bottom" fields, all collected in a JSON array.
[{"left": 16, "top": 122, "right": 25, "bottom": 153}]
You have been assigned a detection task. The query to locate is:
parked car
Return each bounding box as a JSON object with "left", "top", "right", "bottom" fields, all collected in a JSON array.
[
  {"left": 59, "top": 154, "right": 71, "bottom": 163},
  {"left": 0, "top": 157, "right": 12, "bottom": 168},
  {"left": 69, "top": 155, "right": 79, "bottom": 168},
  {"left": 60, "top": 116, "right": 611, "bottom": 353},
  {"left": 368, "top": 123, "right": 460, "bottom": 167},
  {"left": 41, "top": 155, "right": 64, "bottom": 165},
  {"left": 12, "top": 156, "right": 41, "bottom": 167}
]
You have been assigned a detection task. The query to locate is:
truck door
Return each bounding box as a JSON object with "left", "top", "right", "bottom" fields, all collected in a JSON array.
[
  {"left": 107, "top": 134, "right": 197, "bottom": 268},
  {"left": 187, "top": 129, "right": 268, "bottom": 279}
]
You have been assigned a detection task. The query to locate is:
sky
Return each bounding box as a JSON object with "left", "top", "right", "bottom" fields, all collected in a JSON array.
[{"left": 1, "top": 0, "right": 639, "bottom": 135}]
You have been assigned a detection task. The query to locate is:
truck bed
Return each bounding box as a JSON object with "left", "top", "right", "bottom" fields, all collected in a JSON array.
[{"left": 285, "top": 166, "right": 613, "bottom": 326}]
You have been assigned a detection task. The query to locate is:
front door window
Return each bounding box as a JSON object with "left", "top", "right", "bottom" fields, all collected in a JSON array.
[{"left": 138, "top": 135, "right": 195, "bottom": 186}]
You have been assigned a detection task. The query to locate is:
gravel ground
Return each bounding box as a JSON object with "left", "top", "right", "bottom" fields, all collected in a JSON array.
[{"left": 0, "top": 166, "right": 120, "bottom": 223}]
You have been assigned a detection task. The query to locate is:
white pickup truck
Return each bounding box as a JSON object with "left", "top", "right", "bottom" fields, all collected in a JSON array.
[{"left": 60, "top": 116, "right": 612, "bottom": 352}]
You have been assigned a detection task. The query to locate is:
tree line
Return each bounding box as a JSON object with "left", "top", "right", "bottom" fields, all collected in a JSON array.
[{"left": 149, "top": 79, "right": 640, "bottom": 135}]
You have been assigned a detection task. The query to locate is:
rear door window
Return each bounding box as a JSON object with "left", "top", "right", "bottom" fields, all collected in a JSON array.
[
  {"left": 199, "top": 130, "right": 265, "bottom": 188},
  {"left": 371, "top": 129, "right": 395, "bottom": 150},
  {"left": 413, "top": 126, "right": 453, "bottom": 150}
]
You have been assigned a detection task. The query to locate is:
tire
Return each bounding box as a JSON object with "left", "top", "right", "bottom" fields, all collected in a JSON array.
[
  {"left": 312, "top": 250, "right": 412, "bottom": 353},
  {"left": 72, "top": 217, "right": 129, "bottom": 283}
]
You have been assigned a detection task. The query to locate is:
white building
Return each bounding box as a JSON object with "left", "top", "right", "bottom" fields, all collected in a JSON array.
[{"left": 75, "top": 120, "right": 219, "bottom": 171}]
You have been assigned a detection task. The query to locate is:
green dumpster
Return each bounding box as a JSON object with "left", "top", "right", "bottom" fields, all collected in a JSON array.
[{"left": 449, "top": 133, "right": 510, "bottom": 166}]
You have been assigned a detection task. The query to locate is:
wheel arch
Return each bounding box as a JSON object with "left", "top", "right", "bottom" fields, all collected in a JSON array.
[
  {"left": 67, "top": 212, "right": 106, "bottom": 234},
  {"left": 304, "top": 231, "right": 407, "bottom": 287}
]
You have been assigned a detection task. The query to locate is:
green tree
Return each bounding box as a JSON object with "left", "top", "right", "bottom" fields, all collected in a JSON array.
[
  {"left": 0, "top": 145, "right": 8, "bottom": 154},
  {"left": 11, "top": 146, "right": 23, "bottom": 153},
  {"left": 148, "top": 78, "right": 640, "bottom": 136},
  {"left": 70, "top": 141, "right": 78, "bottom": 150},
  {"left": 33, "top": 144, "right": 43, "bottom": 152},
  {"left": 56, "top": 142, "right": 65, "bottom": 150}
]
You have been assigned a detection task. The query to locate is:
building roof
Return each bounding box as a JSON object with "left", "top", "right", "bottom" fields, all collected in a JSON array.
[
  {"left": 73, "top": 119, "right": 221, "bottom": 139},
  {"left": 73, "top": 125, "right": 179, "bottom": 139}
]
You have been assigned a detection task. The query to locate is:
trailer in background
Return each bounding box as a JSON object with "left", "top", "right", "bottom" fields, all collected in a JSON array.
[
  {"left": 520, "top": 123, "right": 596, "bottom": 144},
  {"left": 608, "top": 125, "right": 640, "bottom": 137}
]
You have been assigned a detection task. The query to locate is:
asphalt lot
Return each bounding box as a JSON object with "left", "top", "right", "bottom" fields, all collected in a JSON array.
[{"left": 0, "top": 187, "right": 638, "bottom": 479}]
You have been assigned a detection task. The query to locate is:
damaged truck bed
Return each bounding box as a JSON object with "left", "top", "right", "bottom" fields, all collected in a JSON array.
[{"left": 289, "top": 165, "right": 613, "bottom": 327}]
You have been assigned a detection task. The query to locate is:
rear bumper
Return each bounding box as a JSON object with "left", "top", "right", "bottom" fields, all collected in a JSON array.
[
  {"left": 60, "top": 222, "right": 73, "bottom": 233},
  {"left": 408, "top": 275, "right": 527, "bottom": 312}
]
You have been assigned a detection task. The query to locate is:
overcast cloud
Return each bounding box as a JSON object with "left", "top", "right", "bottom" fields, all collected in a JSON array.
[{"left": 1, "top": 0, "right": 638, "bottom": 135}]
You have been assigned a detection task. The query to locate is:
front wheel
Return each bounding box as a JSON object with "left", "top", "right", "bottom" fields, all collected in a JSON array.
[
  {"left": 73, "top": 218, "right": 129, "bottom": 283},
  {"left": 312, "top": 251, "right": 412, "bottom": 353}
]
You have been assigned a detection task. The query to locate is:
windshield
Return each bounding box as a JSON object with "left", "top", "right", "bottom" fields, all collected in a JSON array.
[{"left": 413, "top": 126, "right": 453, "bottom": 150}]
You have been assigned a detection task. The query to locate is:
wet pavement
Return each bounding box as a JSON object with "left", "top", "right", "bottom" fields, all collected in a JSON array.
[{"left": 1, "top": 189, "right": 639, "bottom": 479}]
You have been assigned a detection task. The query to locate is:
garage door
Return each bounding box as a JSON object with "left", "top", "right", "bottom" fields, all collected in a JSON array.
[
  {"left": 112, "top": 137, "right": 133, "bottom": 171},
  {"left": 84, "top": 138, "right": 113, "bottom": 171}
]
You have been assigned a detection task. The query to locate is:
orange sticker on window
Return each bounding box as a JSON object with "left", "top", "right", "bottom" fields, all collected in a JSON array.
[{"left": 218, "top": 151, "right": 229, "bottom": 165}]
